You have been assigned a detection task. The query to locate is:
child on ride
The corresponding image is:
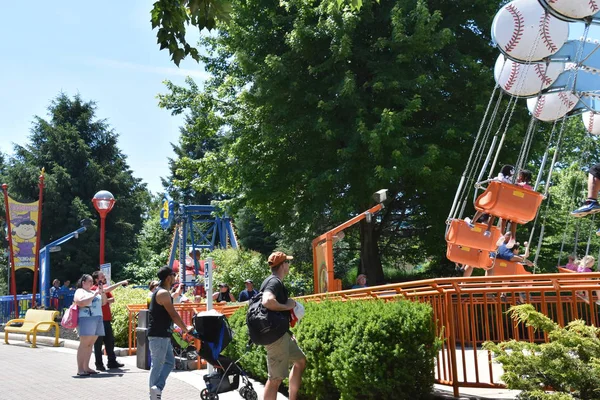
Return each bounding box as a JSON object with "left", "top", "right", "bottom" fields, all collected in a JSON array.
[{"left": 465, "top": 165, "right": 515, "bottom": 236}]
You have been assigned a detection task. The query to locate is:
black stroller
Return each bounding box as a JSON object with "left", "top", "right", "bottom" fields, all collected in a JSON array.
[{"left": 192, "top": 310, "right": 257, "bottom": 400}]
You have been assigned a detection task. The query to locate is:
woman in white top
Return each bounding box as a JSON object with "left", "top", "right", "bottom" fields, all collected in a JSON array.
[{"left": 74, "top": 273, "right": 107, "bottom": 376}]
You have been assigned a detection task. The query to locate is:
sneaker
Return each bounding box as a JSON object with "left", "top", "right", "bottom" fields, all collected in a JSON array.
[
  {"left": 571, "top": 200, "right": 600, "bottom": 217},
  {"left": 95, "top": 364, "right": 106, "bottom": 372},
  {"left": 496, "top": 236, "right": 506, "bottom": 247},
  {"left": 464, "top": 217, "right": 474, "bottom": 229},
  {"left": 150, "top": 386, "right": 162, "bottom": 400},
  {"left": 107, "top": 361, "right": 124, "bottom": 369},
  {"left": 483, "top": 230, "right": 491, "bottom": 237}
]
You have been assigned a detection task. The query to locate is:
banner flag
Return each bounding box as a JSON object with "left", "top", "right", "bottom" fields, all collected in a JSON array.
[{"left": 8, "top": 198, "right": 40, "bottom": 271}]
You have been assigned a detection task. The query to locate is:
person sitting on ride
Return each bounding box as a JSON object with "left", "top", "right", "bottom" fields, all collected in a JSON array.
[
  {"left": 496, "top": 169, "right": 535, "bottom": 248},
  {"left": 494, "top": 232, "right": 534, "bottom": 267},
  {"left": 465, "top": 165, "right": 515, "bottom": 236},
  {"left": 561, "top": 255, "right": 578, "bottom": 272},
  {"left": 576, "top": 255, "right": 595, "bottom": 273},
  {"left": 516, "top": 169, "right": 533, "bottom": 190},
  {"left": 572, "top": 163, "right": 600, "bottom": 219}
]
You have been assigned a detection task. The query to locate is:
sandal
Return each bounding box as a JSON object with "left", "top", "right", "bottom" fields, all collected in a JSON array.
[
  {"left": 86, "top": 370, "right": 99, "bottom": 375},
  {"left": 76, "top": 372, "right": 90, "bottom": 377}
]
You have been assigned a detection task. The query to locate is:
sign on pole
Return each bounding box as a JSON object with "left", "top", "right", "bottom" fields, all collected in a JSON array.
[{"left": 100, "top": 263, "right": 112, "bottom": 284}]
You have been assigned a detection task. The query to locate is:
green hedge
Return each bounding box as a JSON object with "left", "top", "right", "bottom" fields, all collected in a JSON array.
[
  {"left": 224, "top": 299, "right": 440, "bottom": 400},
  {"left": 110, "top": 287, "right": 148, "bottom": 348}
]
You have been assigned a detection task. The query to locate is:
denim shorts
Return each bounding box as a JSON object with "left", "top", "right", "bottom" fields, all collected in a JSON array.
[{"left": 78, "top": 316, "right": 105, "bottom": 336}]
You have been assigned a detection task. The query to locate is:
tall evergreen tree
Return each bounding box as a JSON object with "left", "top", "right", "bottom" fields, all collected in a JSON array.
[{"left": 5, "top": 93, "right": 149, "bottom": 285}]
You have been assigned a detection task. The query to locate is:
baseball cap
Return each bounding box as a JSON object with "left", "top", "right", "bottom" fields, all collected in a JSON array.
[
  {"left": 219, "top": 283, "right": 228, "bottom": 288},
  {"left": 157, "top": 266, "right": 175, "bottom": 281},
  {"left": 268, "top": 251, "right": 293, "bottom": 267},
  {"left": 244, "top": 279, "right": 253, "bottom": 284}
]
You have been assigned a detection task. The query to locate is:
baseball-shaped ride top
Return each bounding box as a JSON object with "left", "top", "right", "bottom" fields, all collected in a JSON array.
[
  {"left": 526, "top": 91, "right": 579, "bottom": 121},
  {"left": 494, "top": 54, "right": 564, "bottom": 97},
  {"left": 539, "top": 0, "right": 600, "bottom": 21},
  {"left": 582, "top": 111, "right": 600, "bottom": 135},
  {"left": 492, "top": 0, "right": 569, "bottom": 62}
]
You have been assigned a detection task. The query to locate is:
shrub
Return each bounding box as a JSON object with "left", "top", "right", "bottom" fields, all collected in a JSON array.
[
  {"left": 210, "top": 248, "right": 312, "bottom": 297},
  {"left": 224, "top": 299, "right": 439, "bottom": 400},
  {"left": 483, "top": 304, "right": 600, "bottom": 400},
  {"left": 110, "top": 286, "right": 148, "bottom": 348}
]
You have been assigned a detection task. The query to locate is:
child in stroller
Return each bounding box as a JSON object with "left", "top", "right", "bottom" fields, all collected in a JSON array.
[
  {"left": 193, "top": 309, "right": 257, "bottom": 400},
  {"left": 171, "top": 326, "right": 198, "bottom": 370}
]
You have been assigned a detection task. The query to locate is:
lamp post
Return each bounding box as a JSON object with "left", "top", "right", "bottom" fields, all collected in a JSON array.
[{"left": 92, "top": 190, "right": 115, "bottom": 266}]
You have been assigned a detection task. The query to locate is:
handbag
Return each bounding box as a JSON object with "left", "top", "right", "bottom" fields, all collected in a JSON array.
[{"left": 61, "top": 303, "right": 79, "bottom": 329}]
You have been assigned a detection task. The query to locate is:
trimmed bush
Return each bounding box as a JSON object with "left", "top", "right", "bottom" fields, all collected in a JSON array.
[
  {"left": 224, "top": 299, "right": 439, "bottom": 399},
  {"left": 110, "top": 286, "right": 148, "bottom": 348}
]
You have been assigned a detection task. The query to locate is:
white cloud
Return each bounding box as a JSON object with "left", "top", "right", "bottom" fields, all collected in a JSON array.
[{"left": 85, "top": 57, "right": 210, "bottom": 80}]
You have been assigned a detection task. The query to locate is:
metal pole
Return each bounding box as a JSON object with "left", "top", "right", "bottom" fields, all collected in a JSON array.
[
  {"left": 31, "top": 172, "right": 44, "bottom": 307},
  {"left": 2, "top": 184, "right": 18, "bottom": 317},
  {"left": 99, "top": 215, "right": 106, "bottom": 266}
]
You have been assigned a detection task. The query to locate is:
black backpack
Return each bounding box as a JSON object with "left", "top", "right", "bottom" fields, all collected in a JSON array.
[{"left": 246, "top": 277, "right": 289, "bottom": 345}]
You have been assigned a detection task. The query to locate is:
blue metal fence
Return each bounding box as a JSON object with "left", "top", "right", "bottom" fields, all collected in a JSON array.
[{"left": 0, "top": 290, "right": 74, "bottom": 324}]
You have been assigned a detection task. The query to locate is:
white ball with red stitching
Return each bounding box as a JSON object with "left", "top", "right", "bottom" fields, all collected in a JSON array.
[
  {"left": 492, "top": 0, "right": 569, "bottom": 62},
  {"left": 494, "top": 54, "right": 564, "bottom": 97},
  {"left": 544, "top": 0, "right": 600, "bottom": 20},
  {"left": 582, "top": 111, "right": 600, "bottom": 135},
  {"left": 526, "top": 91, "right": 579, "bottom": 121}
]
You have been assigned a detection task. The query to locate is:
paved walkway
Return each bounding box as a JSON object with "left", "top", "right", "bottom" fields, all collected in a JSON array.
[
  {"left": 1, "top": 335, "right": 286, "bottom": 400},
  {"left": 1, "top": 334, "right": 521, "bottom": 400}
]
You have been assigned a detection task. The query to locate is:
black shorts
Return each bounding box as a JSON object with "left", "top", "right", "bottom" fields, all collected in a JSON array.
[{"left": 590, "top": 164, "right": 600, "bottom": 180}]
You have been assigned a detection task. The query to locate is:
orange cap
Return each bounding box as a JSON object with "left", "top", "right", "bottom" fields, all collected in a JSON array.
[{"left": 268, "top": 251, "right": 293, "bottom": 267}]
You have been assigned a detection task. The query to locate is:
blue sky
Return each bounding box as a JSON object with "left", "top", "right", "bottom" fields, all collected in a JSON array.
[{"left": 0, "top": 0, "right": 206, "bottom": 194}]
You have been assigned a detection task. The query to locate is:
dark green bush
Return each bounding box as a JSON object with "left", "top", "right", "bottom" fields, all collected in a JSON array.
[{"left": 224, "top": 299, "right": 439, "bottom": 400}]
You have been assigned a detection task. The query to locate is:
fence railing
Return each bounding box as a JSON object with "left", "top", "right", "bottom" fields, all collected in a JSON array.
[
  {"left": 0, "top": 291, "right": 74, "bottom": 324},
  {"left": 123, "top": 272, "right": 600, "bottom": 397}
]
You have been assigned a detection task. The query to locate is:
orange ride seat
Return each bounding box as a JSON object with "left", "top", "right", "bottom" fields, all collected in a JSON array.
[
  {"left": 446, "top": 218, "right": 502, "bottom": 252},
  {"left": 557, "top": 267, "right": 576, "bottom": 274},
  {"left": 474, "top": 181, "right": 545, "bottom": 224},
  {"left": 489, "top": 259, "right": 532, "bottom": 276},
  {"left": 446, "top": 244, "right": 493, "bottom": 269}
]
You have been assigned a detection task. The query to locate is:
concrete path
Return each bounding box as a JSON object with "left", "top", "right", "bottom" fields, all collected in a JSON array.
[{"left": 1, "top": 335, "right": 286, "bottom": 400}]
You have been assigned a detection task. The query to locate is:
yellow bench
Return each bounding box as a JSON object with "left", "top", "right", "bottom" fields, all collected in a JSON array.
[{"left": 4, "top": 309, "right": 60, "bottom": 348}]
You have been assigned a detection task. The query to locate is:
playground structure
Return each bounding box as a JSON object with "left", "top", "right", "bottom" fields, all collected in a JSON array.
[{"left": 160, "top": 196, "right": 238, "bottom": 290}]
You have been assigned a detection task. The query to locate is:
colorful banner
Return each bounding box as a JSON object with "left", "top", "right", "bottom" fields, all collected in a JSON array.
[
  {"left": 316, "top": 241, "right": 328, "bottom": 293},
  {"left": 8, "top": 198, "right": 40, "bottom": 270}
]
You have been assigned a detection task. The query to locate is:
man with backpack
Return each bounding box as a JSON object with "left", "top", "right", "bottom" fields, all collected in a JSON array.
[{"left": 260, "top": 252, "right": 307, "bottom": 400}]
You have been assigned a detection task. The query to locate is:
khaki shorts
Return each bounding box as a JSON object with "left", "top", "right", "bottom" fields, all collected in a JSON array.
[{"left": 265, "top": 332, "right": 305, "bottom": 380}]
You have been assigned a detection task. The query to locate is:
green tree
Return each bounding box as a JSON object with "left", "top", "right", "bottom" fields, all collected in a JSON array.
[
  {"left": 159, "top": 0, "right": 517, "bottom": 284},
  {"left": 150, "top": 0, "right": 369, "bottom": 65},
  {"left": 5, "top": 93, "right": 150, "bottom": 284}
]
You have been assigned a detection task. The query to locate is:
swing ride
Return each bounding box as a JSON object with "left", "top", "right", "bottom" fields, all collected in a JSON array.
[{"left": 446, "top": 0, "right": 600, "bottom": 274}]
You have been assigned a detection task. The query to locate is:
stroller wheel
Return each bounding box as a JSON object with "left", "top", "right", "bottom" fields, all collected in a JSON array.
[
  {"left": 200, "top": 389, "right": 218, "bottom": 400},
  {"left": 200, "top": 389, "right": 209, "bottom": 400},
  {"left": 239, "top": 387, "right": 247, "bottom": 397},
  {"left": 243, "top": 388, "right": 257, "bottom": 400}
]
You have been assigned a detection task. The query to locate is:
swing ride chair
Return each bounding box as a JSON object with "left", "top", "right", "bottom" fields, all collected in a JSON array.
[{"left": 446, "top": 0, "right": 600, "bottom": 274}]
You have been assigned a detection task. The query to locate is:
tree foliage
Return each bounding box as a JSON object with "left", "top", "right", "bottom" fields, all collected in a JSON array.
[
  {"left": 150, "top": 0, "right": 372, "bottom": 65},
  {"left": 158, "top": 0, "right": 517, "bottom": 283},
  {"left": 483, "top": 304, "right": 600, "bottom": 400},
  {"left": 4, "top": 94, "right": 149, "bottom": 287}
]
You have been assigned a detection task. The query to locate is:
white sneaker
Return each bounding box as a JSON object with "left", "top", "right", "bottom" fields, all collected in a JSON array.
[{"left": 150, "top": 386, "right": 162, "bottom": 400}]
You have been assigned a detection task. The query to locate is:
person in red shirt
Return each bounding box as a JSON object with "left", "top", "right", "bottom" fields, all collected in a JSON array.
[{"left": 91, "top": 270, "right": 128, "bottom": 371}]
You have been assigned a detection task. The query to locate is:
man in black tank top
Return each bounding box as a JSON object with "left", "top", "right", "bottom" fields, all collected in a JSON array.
[{"left": 148, "top": 266, "right": 193, "bottom": 400}]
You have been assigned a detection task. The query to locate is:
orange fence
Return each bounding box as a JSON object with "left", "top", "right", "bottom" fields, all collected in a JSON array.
[{"left": 127, "top": 272, "right": 600, "bottom": 397}]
